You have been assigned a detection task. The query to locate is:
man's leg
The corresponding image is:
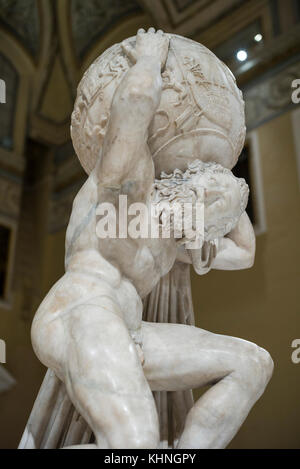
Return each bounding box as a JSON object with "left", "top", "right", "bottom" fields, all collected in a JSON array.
[
  {"left": 63, "top": 304, "right": 159, "bottom": 449},
  {"left": 34, "top": 300, "right": 159, "bottom": 449},
  {"left": 142, "top": 322, "right": 273, "bottom": 449}
]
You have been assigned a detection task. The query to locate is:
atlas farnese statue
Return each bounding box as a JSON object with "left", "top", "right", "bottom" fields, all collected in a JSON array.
[{"left": 20, "top": 29, "right": 273, "bottom": 450}]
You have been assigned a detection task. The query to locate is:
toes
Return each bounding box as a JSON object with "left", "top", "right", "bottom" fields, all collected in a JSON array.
[
  {"left": 157, "top": 29, "right": 164, "bottom": 35},
  {"left": 137, "top": 28, "right": 145, "bottom": 35},
  {"left": 148, "top": 27, "right": 156, "bottom": 33}
]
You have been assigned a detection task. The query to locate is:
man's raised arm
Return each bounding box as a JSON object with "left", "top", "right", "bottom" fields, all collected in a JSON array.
[{"left": 97, "top": 28, "right": 169, "bottom": 190}]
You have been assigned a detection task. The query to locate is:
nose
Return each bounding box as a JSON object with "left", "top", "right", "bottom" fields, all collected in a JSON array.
[{"left": 205, "top": 189, "right": 221, "bottom": 205}]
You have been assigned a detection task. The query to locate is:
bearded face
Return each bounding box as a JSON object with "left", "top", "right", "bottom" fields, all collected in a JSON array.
[
  {"left": 204, "top": 171, "right": 248, "bottom": 232},
  {"left": 153, "top": 160, "right": 249, "bottom": 243}
]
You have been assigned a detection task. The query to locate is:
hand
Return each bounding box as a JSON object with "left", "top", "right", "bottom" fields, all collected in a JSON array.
[{"left": 122, "top": 28, "right": 169, "bottom": 70}]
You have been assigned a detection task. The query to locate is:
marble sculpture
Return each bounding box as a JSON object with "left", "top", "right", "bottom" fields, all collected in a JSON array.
[{"left": 20, "top": 29, "right": 273, "bottom": 450}]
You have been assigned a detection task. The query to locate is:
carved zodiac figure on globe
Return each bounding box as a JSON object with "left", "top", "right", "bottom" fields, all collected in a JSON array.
[{"left": 28, "top": 29, "right": 273, "bottom": 449}]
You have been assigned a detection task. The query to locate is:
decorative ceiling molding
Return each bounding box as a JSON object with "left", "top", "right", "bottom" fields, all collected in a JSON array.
[
  {"left": 0, "top": 53, "right": 18, "bottom": 152},
  {"left": 30, "top": 1, "right": 74, "bottom": 146},
  {"left": 193, "top": 0, "right": 273, "bottom": 49},
  {"left": 235, "top": 23, "right": 300, "bottom": 84},
  {"left": 30, "top": 114, "right": 71, "bottom": 147},
  {"left": 29, "top": 0, "right": 152, "bottom": 145},
  {"left": 0, "top": 27, "right": 34, "bottom": 76},
  {"left": 160, "top": 0, "right": 212, "bottom": 26},
  {"left": 71, "top": 0, "right": 143, "bottom": 60},
  {"left": 81, "top": 13, "right": 152, "bottom": 73},
  {"left": 192, "top": 0, "right": 300, "bottom": 86},
  {"left": 139, "top": 0, "right": 244, "bottom": 35},
  {"left": 194, "top": 0, "right": 273, "bottom": 50},
  {"left": 173, "top": 0, "right": 195, "bottom": 12},
  {"left": 0, "top": 174, "right": 21, "bottom": 219},
  {"left": 57, "top": 0, "right": 80, "bottom": 94},
  {"left": 38, "top": 52, "right": 73, "bottom": 125},
  {"left": 31, "top": 0, "right": 56, "bottom": 110},
  {"left": 0, "top": 29, "right": 32, "bottom": 173},
  {"left": 0, "top": 0, "right": 40, "bottom": 58},
  {"left": 244, "top": 57, "right": 300, "bottom": 131}
]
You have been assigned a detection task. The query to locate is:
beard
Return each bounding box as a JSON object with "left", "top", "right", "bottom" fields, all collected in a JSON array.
[{"left": 152, "top": 159, "right": 249, "bottom": 243}]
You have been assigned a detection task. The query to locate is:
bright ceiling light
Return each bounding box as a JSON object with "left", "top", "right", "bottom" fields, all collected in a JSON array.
[
  {"left": 254, "top": 33, "right": 263, "bottom": 42},
  {"left": 236, "top": 50, "right": 248, "bottom": 62}
]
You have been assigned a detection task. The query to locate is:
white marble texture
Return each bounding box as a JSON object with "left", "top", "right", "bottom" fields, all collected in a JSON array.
[{"left": 27, "top": 29, "right": 273, "bottom": 449}]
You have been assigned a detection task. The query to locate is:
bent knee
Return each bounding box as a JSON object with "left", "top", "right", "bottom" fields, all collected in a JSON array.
[
  {"left": 256, "top": 346, "right": 274, "bottom": 385},
  {"left": 235, "top": 341, "right": 274, "bottom": 397}
]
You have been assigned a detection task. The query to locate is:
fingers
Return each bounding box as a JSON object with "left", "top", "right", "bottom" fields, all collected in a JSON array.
[
  {"left": 121, "top": 41, "right": 131, "bottom": 56},
  {"left": 136, "top": 27, "right": 165, "bottom": 35},
  {"left": 121, "top": 41, "right": 137, "bottom": 63}
]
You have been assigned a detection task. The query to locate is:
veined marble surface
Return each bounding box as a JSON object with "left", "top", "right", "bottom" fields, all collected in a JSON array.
[{"left": 25, "top": 29, "right": 273, "bottom": 449}]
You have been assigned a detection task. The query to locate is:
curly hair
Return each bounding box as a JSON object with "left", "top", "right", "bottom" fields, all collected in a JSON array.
[{"left": 152, "top": 160, "right": 249, "bottom": 242}]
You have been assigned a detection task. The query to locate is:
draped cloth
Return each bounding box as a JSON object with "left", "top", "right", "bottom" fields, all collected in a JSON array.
[{"left": 19, "top": 262, "right": 195, "bottom": 449}]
